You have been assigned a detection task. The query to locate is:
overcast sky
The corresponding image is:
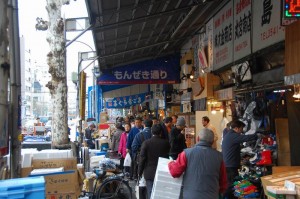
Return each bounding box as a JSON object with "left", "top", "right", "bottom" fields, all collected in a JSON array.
[{"left": 18, "top": 0, "right": 95, "bottom": 88}]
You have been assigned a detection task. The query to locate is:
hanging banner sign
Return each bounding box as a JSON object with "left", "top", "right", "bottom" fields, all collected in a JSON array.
[
  {"left": 198, "top": 33, "right": 208, "bottom": 69},
  {"left": 252, "top": 0, "right": 285, "bottom": 52},
  {"left": 206, "top": 18, "right": 214, "bottom": 69},
  {"left": 233, "top": 0, "right": 252, "bottom": 61},
  {"left": 97, "top": 55, "right": 180, "bottom": 85},
  {"left": 106, "top": 92, "right": 149, "bottom": 109},
  {"left": 213, "top": 1, "right": 234, "bottom": 71}
]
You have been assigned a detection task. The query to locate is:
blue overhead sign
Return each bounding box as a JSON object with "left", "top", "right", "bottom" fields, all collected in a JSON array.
[
  {"left": 106, "top": 92, "right": 150, "bottom": 109},
  {"left": 97, "top": 54, "right": 180, "bottom": 85}
]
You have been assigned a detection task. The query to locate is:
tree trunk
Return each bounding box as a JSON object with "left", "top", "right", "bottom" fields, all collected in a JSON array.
[
  {"left": 46, "top": 0, "right": 69, "bottom": 146},
  {"left": 0, "top": 0, "right": 9, "bottom": 178}
]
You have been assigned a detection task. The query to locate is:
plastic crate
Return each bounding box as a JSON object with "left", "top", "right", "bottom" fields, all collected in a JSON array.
[
  {"left": 96, "top": 151, "right": 107, "bottom": 156},
  {"left": 0, "top": 176, "right": 45, "bottom": 199}
]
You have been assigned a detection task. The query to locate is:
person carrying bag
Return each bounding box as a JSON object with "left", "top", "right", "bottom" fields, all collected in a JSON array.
[{"left": 135, "top": 175, "right": 147, "bottom": 199}]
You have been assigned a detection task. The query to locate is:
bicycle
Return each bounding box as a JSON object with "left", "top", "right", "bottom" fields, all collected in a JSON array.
[{"left": 81, "top": 162, "right": 132, "bottom": 199}]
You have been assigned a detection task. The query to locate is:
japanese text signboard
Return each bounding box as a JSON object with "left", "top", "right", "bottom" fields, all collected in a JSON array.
[
  {"left": 97, "top": 55, "right": 180, "bottom": 85},
  {"left": 106, "top": 92, "right": 148, "bottom": 109},
  {"left": 213, "top": 1, "right": 234, "bottom": 71},
  {"left": 233, "top": 0, "right": 252, "bottom": 61},
  {"left": 206, "top": 18, "right": 214, "bottom": 69},
  {"left": 252, "top": 0, "right": 285, "bottom": 52}
]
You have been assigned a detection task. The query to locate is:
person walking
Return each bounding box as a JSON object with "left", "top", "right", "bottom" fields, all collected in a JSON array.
[
  {"left": 200, "top": 116, "right": 218, "bottom": 149},
  {"left": 222, "top": 120, "right": 257, "bottom": 199},
  {"left": 168, "top": 128, "right": 227, "bottom": 199},
  {"left": 131, "top": 119, "right": 153, "bottom": 156},
  {"left": 118, "top": 122, "right": 131, "bottom": 172},
  {"left": 126, "top": 117, "right": 143, "bottom": 179},
  {"left": 111, "top": 122, "right": 124, "bottom": 152},
  {"left": 160, "top": 117, "right": 173, "bottom": 141},
  {"left": 85, "top": 123, "right": 96, "bottom": 149},
  {"left": 139, "top": 124, "right": 170, "bottom": 199},
  {"left": 169, "top": 117, "right": 187, "bottom": 160},
  {"left": 171, "top": 115, "right": 178, "bottom": 127}
]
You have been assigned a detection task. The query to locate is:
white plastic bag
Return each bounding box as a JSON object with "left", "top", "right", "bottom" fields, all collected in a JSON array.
[
  {"left": 138, "top": 175, "right": 146, "bottom": 187},
  {"left": 135, "top": 175, "right": 147, "bottom": 199},
  {"left": 124, "top": 153, "right": 132, "bottom": 167}
]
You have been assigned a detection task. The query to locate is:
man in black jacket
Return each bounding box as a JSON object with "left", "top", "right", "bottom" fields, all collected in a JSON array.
[
  {"left": 222, "top": 120, "right": 257, "bottom": 199},
  {"left": 169, "top": 117, "right": 187, "bottom": 160},
  {"left": 138, "top": 124, "right": 170, "bottom": 199}
]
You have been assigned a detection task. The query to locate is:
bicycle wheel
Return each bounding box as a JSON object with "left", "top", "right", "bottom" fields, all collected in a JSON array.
[{"left": 95, "top": 178, "right": 132, "bottom": 199}]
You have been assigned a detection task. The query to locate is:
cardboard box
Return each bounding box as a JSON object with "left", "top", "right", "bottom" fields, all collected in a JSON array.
[
  {"left": 21, "top": 167, "right": 33, "bottom": 177},
  {"left": 46, "top": 193, "right": 78, "bottom": 199},
  {"left": 32, "top": 158, "right": 77, "bottom": 170},
  {"left": 273, "top": 167, "right": 300, "bottom": 174},
  {"left": 44, "top": 170, "right": 79, "bottom": 194},
  {"left": 261, "top": 170, "right": 300, "bottom": 199},
  {"left": 30, "top": 170, "right": 80, "bottom": 197}
]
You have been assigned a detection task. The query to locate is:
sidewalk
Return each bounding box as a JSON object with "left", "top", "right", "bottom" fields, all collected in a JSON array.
[{"left": 78, "top": 179, "right": 137, "bottom": 199}]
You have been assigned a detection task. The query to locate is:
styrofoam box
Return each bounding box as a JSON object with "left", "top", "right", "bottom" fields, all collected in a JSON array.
[{"left": 151, "top": 157, "right": 183, "bottom": 199}]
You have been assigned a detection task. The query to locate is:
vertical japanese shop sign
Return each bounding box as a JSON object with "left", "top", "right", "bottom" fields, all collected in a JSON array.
[
  {"left": 233, "top": 0, "right": 252, "bottom": 61},
  {"left": 213, "top": 1, "right": 234, "bottom": 71},
  {"left": 252, "top": 0, "right": 285, "bottom": 52},
  {"left": 206, "top": 18, "right": 214, "bottom": 69},
  {"left": 192, "top": 35, "right": 199, "bottom": 72},
  {"left": 198, "top": 33, "right": 208, "bottom": 70}
]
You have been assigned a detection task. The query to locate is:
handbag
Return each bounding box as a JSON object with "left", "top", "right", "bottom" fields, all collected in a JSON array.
[{"left": 124, "top": 153, "right": 132, "bottom": 167}]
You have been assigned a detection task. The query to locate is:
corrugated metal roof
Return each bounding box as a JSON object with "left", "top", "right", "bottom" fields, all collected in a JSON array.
[{"left": 85, "top": 0, "right": 227, "bottom": 72}]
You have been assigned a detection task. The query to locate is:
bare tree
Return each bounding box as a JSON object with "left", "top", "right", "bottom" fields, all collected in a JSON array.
[{"left": 35, "top": 0, "right": 72, "bottom": 146}]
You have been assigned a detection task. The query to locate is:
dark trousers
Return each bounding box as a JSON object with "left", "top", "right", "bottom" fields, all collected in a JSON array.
[
  {"left": 146, "top": 180, "right": 154, "bottom": 199},
  {"left": 223, "top": 167, "right": 239, "bottom": 199},
  {"left": 130, "top": 153, "right": 138, "bottom": 179}
]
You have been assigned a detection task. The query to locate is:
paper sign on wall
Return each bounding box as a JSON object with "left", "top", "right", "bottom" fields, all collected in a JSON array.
[
  {"left": 252, "top": 0, "right": 285, "bottom": 52},
  {"left": 213, "top": 1, "right": 234, "bottom": 71},
  {"left": 233, "top": 0, "right": 252, "bottom": 61}
]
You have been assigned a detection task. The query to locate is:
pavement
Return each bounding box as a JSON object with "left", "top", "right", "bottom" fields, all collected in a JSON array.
[{"left": 78, "top": 179, "right": 137, "bottom": 199}]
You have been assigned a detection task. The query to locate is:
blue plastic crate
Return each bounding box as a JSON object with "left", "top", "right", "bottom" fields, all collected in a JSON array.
[
  {"left": 96, "top": 151, "right": 107, "bottom": 156},
  {"left": 0, "top": 176, "right": 45, "bottom": 199}
]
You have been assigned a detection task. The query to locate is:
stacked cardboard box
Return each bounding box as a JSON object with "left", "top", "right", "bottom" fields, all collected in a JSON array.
[
  {"left": 151, "top": 157, "right": 183, "bottom": 199},
  {"left": 261, "top": 169, "right": 300, "bottom": 199},
  {"left": 29, "top": 158, "right": 81, "bottom": 199},
  {"left": 21, "top": 150, "right": 82, "bottom": 199}
]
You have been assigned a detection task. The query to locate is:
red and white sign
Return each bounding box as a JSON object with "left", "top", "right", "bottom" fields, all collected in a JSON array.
[
  {"left": 198, "top": 33, "right": 208, "bottom": 69},
  {"left": 252, "top": 0, "right": 285, "bottom": 52},
  {"left": 213, "top": 1, "right": 234, "bottom": 71},
  {"left": 233, "top": 0, "right": 252, "bottom": 61},
  {"left": 206, "top": 18, "right": 214, "bottom": 69}
]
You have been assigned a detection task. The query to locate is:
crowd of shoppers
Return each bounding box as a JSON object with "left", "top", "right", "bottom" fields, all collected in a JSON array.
[{"left": 89, "top": 113, "right": 258, "bottom": 199}]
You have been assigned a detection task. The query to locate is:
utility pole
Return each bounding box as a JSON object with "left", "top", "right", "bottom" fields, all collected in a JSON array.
[
  {"left": 0, "top": 0, "right": 9, "bottom": 179},
  {"left": 8, "top": 0, "right": 22, "bottom": 178}
]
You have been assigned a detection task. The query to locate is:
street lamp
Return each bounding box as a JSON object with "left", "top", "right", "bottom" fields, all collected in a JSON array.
[{"left": 76, "top": 51, "right": 98, "bottom": 144}]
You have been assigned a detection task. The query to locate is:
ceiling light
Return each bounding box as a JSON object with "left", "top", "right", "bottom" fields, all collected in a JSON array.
[{"left": 211, "top": 107, "right": 216, "bottom": 114}]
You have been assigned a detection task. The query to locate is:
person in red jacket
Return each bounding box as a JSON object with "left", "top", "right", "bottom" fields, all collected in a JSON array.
[{"left": 168, "top": 128, "right": 227, "bottom": 199}]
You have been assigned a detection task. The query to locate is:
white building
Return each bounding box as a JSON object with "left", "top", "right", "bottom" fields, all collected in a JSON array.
[
  {"left": 20, "top": 36, "right": 52, "bottom": 121},
  {"left": 20, "top": 36, "right": 33, "bottom": 122}
]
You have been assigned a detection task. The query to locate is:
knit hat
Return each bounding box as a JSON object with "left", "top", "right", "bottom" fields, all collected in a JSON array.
[{"left": 176, "top": 117, "right": 186, "bottom": 127}]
